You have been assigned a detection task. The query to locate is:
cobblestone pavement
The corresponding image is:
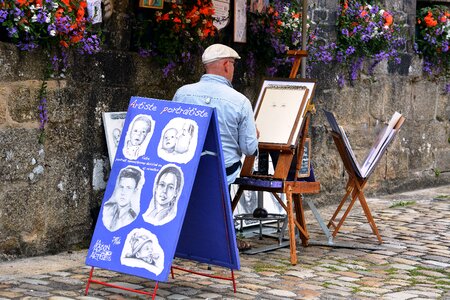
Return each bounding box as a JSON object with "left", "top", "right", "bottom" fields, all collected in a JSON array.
[{"left": 1, "top": 186, "right": 449, "bottom": 300}]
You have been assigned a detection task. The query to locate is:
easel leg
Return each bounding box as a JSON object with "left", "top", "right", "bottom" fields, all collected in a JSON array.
[
  {"left": 331, "top": 187, "right": 359, "bottom": 238},
  {"left": 286, "top": 190, "right": 297, "bottom": 265},
  {"left": 231, "top": 269, "right": 236, "bottom": 293},
  {"left": 85, "top": 266, "right": 94, "bottom": 295},
  {"left": 293, "top": 193, "right": 308, "bottom": 247},
  {"left": 356, "top": 191, "right": 383, "bottom": 243},
  {"left": 231, "top": 187, "right": 244, "bottom": 212},
  {"left": 328, "top": 179, "right": 354, "bottom": 229},
  {"left": 152, "top": 282, "right": 159, "bottom": 300}
]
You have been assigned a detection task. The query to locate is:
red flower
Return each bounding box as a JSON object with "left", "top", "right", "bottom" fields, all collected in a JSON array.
[
  {"left": 161, "top": 13, "right": 170, "bottom": 21},
  {"left": 60, "top": 40, "right": 69, "bottom": 48},
  {"left": 424, "top": 11, "right": 437, "bottom": 27},
  {"left": 383, "top": 11, "right": 393, "bottom": 26},
  {"left": 16, "top": 0, "right": 28, "bottom": 7},
  {"left": 343, "top": 1, "right": 348, "bottom": 10},
  {"left": 55, "top": 8, "right": 64, "bottom": 19}
]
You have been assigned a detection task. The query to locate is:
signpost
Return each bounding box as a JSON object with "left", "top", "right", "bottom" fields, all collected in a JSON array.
[{"left": 85, "top": 97, "right": 239, "bottom": 297}]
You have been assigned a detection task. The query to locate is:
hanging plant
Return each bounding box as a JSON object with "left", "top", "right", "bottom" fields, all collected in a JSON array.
[
  {"left": 244, "top": 0, "right": 322, "bottom": 79},
  {"left": 0, "top": 0, "right": 102, "bottom": 143},
  {"left": 135, "top": 0, "right": 217, "bottom": 77},
  {"left": 333, "top": 0, "right": 407, "bottom": 87},
  {"left": 415, "top": 5, "right": 449, "bottom": 94}
]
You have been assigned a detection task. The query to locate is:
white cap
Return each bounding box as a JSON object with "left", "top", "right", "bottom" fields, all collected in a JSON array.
[{"left": 202, "top": 44, "right": 241, "bottom": 65}]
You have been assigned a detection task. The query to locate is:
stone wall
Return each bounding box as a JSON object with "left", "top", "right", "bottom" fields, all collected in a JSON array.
[{"left": 0, "top": 0, "right": 449, "bottom": 258}]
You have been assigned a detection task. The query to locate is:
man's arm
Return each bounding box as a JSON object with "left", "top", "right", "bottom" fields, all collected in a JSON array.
[{"left": 238, "top": 100, "right": 259, "bottom": 156}]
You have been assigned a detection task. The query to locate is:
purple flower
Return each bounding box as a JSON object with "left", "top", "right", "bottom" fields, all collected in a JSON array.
[
  {"left": 12, "top": 7, "right": 24, "bottom": 19},
  {"left": 138, "top": 48, "right": 152, "bottom": 57},
  {"left": 346, "top": 46, "right": 355, "bottom": 56},
  {"left": 38, "top": 97, "right": 48, "bottom": 130},
  {"left": 350, "top": 57, "right": 364, "bottom": 81},
  {"left": 35, "top": 10, "right": 47, "bottom": 24},
  {"left": 0, "top": 9, "right": 7, "bottom": 22},
  {"left": 266, "top": 66, "right": 277, "bottom": 77},
  {"left": 78, "top": 34, "right": 101, "bottom": 55},
  {"left": 370, "top": 5, "right": 379, "bottom": 14},
  {"left": 246, "top": 51, "right": 256, "bottom": 78},
  {"left": 17, "top": 41, "right": 38, "bottom": 51},
  {"left": 445, "top": 84, "right": 450, "bottom": 94},
  {"left": 162, "top": 61, "right": 176, "bottom": 77},
  {"left": 181, "top": 51, "right": 191, "bottom": 63},
  {"left": 423, "top": 60, "right": 433, "bottom": 76},
  {"left": 337, "top": 74, "right": 345, "bottom": 88},
  {"left": 442, "top": 41, "right": 448, "bottom": 53},
  {"left": 7, "top": 26, "right": 18, "bottom": 38},
  {"left": 341, "top": 28, "right": 349, "bottom": 36}
]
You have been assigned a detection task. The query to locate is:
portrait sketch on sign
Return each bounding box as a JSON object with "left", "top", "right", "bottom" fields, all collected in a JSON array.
[
  {"left": 102, "top": 112, "right": 126, "bottom": 166},
  {"left": 102, "top": 166, "right": 145, "bottom": 232},
  {"left": 121, "top": 228, "right": 164, "bottom": 276},
  {"left": 157, "top": 118, "right": 198, "bottom": 164},
  {"left": 142, "top": 164, "right": 184, "bottom": 226},
  {"left": 123, "top": 114, "right": 155, "bottom": 160}
]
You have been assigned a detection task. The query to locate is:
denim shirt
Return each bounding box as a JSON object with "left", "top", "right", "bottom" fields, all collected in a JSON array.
[{"left": 173, "top": 74, "right": 258, "bottom": 184}]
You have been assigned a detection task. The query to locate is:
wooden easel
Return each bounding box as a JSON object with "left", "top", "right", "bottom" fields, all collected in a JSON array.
[
  {"left": 231, "top": 50, "right": 320, "bottom": 265},
  {"left": 327, "top": 132, "right": 383, "bottom": 243}
]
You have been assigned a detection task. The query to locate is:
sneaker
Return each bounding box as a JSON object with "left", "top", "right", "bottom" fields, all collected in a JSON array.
[{"left": 237, "top": 239, "right": 252, "bottom": 251}]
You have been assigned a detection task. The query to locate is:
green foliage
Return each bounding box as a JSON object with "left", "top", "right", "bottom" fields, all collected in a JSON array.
[
  {"left": 389, "top": 200, "right": 416, "bottom": 208},
  {"left": 434, "top": 168, "right": 441, "bottom": 177}
]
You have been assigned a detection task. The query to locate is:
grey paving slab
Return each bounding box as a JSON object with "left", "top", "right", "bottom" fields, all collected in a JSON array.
[{"left": 0, "top": 185, "right": 449, "bottom": 299}]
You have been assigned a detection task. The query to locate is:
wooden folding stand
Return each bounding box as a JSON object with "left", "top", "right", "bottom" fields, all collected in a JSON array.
[
  {"left": 232, "top": 50, "right": 320, "bottom": 265},
  {"left": 327, "top": 132, "right": 382, "bottom": 243}
]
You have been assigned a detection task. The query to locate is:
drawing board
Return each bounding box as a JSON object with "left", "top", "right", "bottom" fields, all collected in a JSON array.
[{"left": 254, "top": 78, "right": 316, "bottom": 148}]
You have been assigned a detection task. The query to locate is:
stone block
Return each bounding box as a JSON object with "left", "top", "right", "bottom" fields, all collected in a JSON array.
[
  {"left": 70, "top": 51, "right": 136, "bottom": 86},
  {"left": 313, "top": 9, "right": 328, "bottom": 23},
  {"left": 0, "top": 86, "right": 8, "bottom": 124},
  {"left": 436, "top": 85, "right": 450, "bottom": 122},
  {"left": 7, "top": 81, "right": 42, "bottom": 123},
  {"left": 15, "top": 50, "right": 48, "bottom": 80},
  {"left": 388, "top": 54, "right": 412, "bottom": 76},
  {"left": 435, "top": 149, "right": 450, "bottom": 172},
  {"left": 0, "top": 129, "right": 42, "bottom": 182},
  {"left": 411, "top": 81, "right": 440, "bottom": 122},
  {"left": 0, "top": 42, "right": 19, "bottom": 81}
]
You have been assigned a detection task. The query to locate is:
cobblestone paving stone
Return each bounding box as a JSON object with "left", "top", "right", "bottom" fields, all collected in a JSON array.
[{"left": 0, "top": 186, "right": 449, "bottom": 299}]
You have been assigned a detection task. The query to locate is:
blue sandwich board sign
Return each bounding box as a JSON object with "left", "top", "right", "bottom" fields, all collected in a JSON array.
[{"left": 86, "top": 97, "right": 240, "bottom": 282}]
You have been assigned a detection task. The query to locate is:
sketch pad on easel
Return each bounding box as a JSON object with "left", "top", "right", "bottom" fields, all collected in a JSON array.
[{"left": 254, "top": 78, "right": 316, "bottom": 149}]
